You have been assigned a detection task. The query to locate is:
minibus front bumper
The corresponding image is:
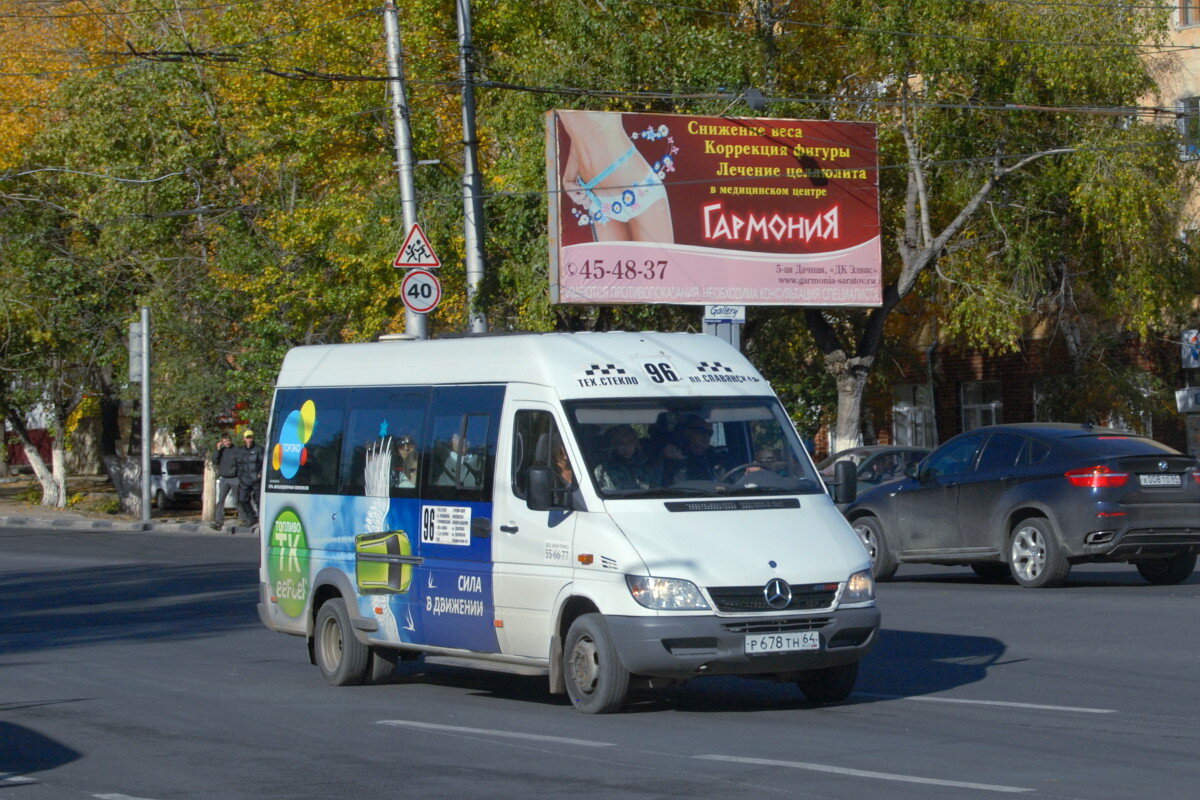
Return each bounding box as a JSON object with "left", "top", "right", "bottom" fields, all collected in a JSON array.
[{"left": 604, "top": 606, "right": 880, "bottom": 679}]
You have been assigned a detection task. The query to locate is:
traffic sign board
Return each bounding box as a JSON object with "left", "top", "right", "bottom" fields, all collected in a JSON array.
[
  {"left": 393, "top": 223, "right": 441, "bottom": 269},
  {"left": 401, "top": 269, "right": 442, "bottom": 314}
]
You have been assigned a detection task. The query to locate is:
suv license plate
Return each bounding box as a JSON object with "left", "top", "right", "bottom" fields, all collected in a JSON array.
[
  {"left": 744, "top": 631, "right": 820, "bottom": 655},
  {"left": 1139, "top": 474, "right": 1182, "bottom": 487}
]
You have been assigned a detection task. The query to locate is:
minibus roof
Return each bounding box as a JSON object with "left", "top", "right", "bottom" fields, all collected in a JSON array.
[{"left": 275, "top": 331, "right": 772, "bottom": 400}]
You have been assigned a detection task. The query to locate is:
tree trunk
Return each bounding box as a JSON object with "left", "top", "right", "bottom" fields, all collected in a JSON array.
[
  {"left": 5, "top": 409, "right": 64, "bottom": 507},
  {"left": 201, "top": 459, "right": 218, "bottom": 523},
  {"left": 45, "top": 406, "right": 70, "bottom": 508},
  {"left": 103, "top": 453, "right": 142, "bottom": 518},
  {"left": 826, "top": 350, "right": 874, "bottom": 453}
]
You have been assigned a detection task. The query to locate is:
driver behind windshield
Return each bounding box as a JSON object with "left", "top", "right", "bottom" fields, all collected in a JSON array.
[{"left": 662, "top": 413, "right": 728, "bottom": 483}]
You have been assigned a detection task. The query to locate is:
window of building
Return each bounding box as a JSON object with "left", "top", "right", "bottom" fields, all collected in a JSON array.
[
  {"left": 960, "top": 380, "right": 1002, "bottom": 432},
  {"left": 893, "top": 383, "right": 937, "bottom": 448},
  {"left": 1180, "top": 97, "right": 1200, "bottom": 159},
  {"left": 1181, "top": 0, "right": 1199, "bottom": 28}
]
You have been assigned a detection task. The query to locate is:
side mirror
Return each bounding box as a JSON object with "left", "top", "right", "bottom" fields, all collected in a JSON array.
[
  {"left": 904, "top": 461, "right": 920, "bottom": 480},
  {"left": 831, "top": 459, "right": 857, "bottom": 505},
  {"left": 527, "top": 466, "right": 555, "bottom": 511},
  {"left": 527, "top": 466, "right": 573, "bottom": 511}
]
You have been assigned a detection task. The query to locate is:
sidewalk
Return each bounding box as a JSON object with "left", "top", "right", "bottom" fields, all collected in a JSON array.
[{"left": 0, "top": 477, "right": 259, "bottom": 536}]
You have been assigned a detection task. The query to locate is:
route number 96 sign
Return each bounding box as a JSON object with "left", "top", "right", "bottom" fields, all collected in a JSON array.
[{"left": 401, "top": 269, "right": 442, "bottom": 314}]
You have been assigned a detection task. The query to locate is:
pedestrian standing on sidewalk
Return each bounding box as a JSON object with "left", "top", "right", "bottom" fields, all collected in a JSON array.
[
  {"left": 210, "top": 432, "right": 238, "bottom": 530},
  {"left": 234, "top": 429, "right": 264, "bottom": 530}
]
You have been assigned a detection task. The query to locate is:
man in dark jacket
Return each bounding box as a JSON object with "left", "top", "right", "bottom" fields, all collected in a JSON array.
[
  {"left": 234, "top": 429, "right": 264, "bottom": 529},
  {"left": 210, "top": 432, "right": 239, "bottom": 529}
]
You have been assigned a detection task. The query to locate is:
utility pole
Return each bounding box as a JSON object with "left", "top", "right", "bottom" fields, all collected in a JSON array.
[
  {"left": 129, "top": 307, "right": 151, "bottom": 523},
  {"left": 383, "top": 0, "right": 426, "bottom": 339},
  {"left": 456, "top": 0, "right": 487, "bottom": 334}
]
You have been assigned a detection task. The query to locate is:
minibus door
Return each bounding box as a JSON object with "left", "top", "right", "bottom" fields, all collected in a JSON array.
[
  {"left": 417, "top": 386, "right": 505, "bottom": 653},
  {"left": 492, "top": 405, "right": 578, "bottom": 659}
]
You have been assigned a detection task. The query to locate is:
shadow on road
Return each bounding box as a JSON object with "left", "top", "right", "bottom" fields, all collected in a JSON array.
[
  {"left": 367, "top": 626, "right": 1007, "bottom": 714},
  {"left": 890, "top": 565, "right": 1198, "bottom": 588},
  {"left": 856, "top": 627, "right": 1009, "bottom": 698},
  {"left": 0, "top": 563, "right": 260, "bottom": 656},
  {"left": 0, "top": 721, "right": 81, "bottom": 776}
]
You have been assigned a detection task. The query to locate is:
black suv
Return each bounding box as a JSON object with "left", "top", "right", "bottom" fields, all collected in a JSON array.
[{"left": 844, "top": 423, "right": 1200, "bottom": 587}]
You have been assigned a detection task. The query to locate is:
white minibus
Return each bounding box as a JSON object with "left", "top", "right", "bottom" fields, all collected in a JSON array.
[{"left": 258, "top": 331, "right": 878, "bottom": 713}]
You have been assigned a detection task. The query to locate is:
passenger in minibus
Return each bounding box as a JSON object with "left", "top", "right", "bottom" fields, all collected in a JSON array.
[
  {"left": 593, "top": 424, "right": 657, "bottom": 491},
  {"left": 436, "top": 434, "right": 482, "bottom": 487}
]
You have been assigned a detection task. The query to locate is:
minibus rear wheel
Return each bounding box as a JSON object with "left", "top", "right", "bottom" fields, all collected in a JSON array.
[
  {"left": 314, "top": 598, "right": 370, "bottom": 686},
  {"left": 564, "top": 614, "right": 629, "bottom": 714}
]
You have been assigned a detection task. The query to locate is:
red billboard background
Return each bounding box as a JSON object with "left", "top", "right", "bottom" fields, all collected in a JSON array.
[{"left": 547, "top": 111, "right": 881, "bottom": 306}]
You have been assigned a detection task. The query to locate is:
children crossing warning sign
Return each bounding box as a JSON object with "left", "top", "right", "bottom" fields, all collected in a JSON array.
[{"left": 393, "top": 223, "right": 441, "bottom": 269}]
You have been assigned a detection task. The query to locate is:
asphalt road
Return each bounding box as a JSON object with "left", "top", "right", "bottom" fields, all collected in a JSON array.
[{"left": 2, "top": 524, "right": 1198, "bottom": 799}]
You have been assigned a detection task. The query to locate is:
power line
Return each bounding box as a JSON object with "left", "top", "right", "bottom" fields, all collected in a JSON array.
[{"left": 624, "top": 0, "right": 1196, "bottom": 53}]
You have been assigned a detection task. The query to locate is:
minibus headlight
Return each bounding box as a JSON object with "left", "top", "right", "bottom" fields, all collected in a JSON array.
[
  {"left": 625, "top": 575, "right": 711, "bottom": 610},
  {"left": 842, "top": 569, "right": 875, "bottom": 604}
]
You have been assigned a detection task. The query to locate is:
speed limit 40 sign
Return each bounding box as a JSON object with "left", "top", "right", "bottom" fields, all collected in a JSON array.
[{"left": 401, "top": 269, "right": 442, "bottom": 314}]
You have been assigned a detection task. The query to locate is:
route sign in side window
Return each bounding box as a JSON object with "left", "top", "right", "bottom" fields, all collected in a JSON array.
[{"left": 267, "top": 388, "right": 347, "bottom": 495}]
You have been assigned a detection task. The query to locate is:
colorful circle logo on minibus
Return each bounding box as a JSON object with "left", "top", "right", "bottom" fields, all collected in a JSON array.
[
  {"left": 268, "top": 508, "right": 309, "bottom": 618},
  {"left": 272, "top": 399, "right": 316, "bottom": 479}
]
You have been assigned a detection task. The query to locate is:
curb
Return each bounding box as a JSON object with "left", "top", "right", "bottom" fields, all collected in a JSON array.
[{"left": 0, "top": 513, "right": 258, "bottom": 536}]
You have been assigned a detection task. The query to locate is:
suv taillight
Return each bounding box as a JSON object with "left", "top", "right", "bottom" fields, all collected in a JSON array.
[
  {"left": 1193, "top": 472, "right": 1200, "bottom": 486},
  {"left": 1065, "top": 465, "right": 1129, "bottom": 488}
]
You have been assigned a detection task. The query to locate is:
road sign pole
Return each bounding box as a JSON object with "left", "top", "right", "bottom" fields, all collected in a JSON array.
[
  {"left": 456, "top": 0, "right": 487, "bottom": 334},
  {"left": 383, "top": 0, "right": 426, "bottom": 340},
  {"left": 139, "top": 306, "right": 151, "bottom": 524}
]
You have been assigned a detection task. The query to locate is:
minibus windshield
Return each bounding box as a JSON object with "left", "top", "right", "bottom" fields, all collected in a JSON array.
[{"left": 564, "top": 397, "right": 824, "bottom": 499}]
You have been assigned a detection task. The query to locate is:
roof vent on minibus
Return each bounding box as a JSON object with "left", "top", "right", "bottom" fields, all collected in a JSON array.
[{"left": 378, "top": 334, "right": 419, "bottom": 342}]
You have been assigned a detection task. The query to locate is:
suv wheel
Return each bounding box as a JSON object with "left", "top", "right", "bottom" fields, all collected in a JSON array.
[
  {"left": 1008, "top": 518, "right": 1070, "bottom": 588},
  {"left": 1135, "top": 552, "right": 1196, "bottom": 585},
  {"left": 852, "top": 516, "right": 897, "bottom": 581}
]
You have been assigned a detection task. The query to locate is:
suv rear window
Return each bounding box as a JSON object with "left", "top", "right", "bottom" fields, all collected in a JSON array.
[{"left": 1066, "top": 435, "right": 1178, "bottom": 458}]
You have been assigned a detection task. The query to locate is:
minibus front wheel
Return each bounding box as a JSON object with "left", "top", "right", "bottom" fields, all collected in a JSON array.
[
  {"left": 314, "top": 598, "right": 370, "bottom": 686},
  {"left": 564, "top": 614, "right": 629, "bottom": 714}
]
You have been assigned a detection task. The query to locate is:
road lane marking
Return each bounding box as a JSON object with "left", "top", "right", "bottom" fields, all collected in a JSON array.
[
  {"left": 94, "top": 795, "right": 162, "bottom": 800},
  {"left": 1, "top": 774, "right": 36, "bottom": 785},
  {"left": 857, "top": 692, "right": 1117, "bottom": 714},
  {"left": 696, "top": 755, "right": 1032, "bottom": 793},
  {"left": 377, "top": 719, "right": 615, "bottom": 748}
]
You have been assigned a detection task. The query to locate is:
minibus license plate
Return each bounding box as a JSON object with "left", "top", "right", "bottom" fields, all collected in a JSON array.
[
  {"left": 1139, "top": 473, "right": 1181, "bottom": 487},
  {"left": 744, "top": 631, "right": 820, "bottom": 655}
]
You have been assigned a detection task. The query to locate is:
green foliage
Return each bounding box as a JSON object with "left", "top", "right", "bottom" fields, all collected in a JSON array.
[{"left": 1, "top": 0, "right": 1196, "bottom": 449}]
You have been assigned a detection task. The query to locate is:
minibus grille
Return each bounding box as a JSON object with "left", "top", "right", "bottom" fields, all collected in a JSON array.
[
  {"left": 707, "top": 584, "right": 838, "bottom": 613},
  {"left": 722, "top": 617, "right": 832, "bottom": 634}
]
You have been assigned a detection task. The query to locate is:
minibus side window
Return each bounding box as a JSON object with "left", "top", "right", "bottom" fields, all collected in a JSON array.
[
  {"left": 337, "top": 387, "right": 428, "bottom": 498},
  {"left": 266, "top": 388, "right": 346, "bottom": 495},
  {"left": 512, "top": 410, "right": 572, "bottom": 501},
  {"left": 422, "top": 386, "right": 503, "bottom": 503}
]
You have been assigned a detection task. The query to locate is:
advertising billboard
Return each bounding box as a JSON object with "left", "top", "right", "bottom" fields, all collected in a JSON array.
[{"left": 546, "top": 110, "right": 881, "bottom": 307}]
